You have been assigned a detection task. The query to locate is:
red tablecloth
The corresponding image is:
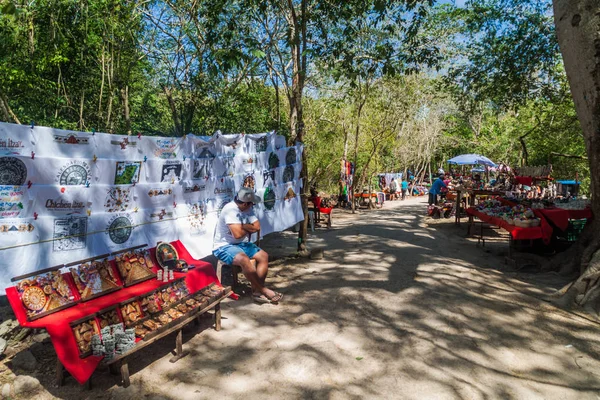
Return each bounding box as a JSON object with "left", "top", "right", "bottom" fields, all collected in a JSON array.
[
  {"left": 6, "top": 240, "right": 219, "bottom": 385},
  {"left": 535, "top": 208, "right": 593, "bottom": 231},
  {"left": 514, "top": 176, "right": 533, "bottom": 186},
  {"left": 466, "top": 208, "right": 546, "bottom": 242}
]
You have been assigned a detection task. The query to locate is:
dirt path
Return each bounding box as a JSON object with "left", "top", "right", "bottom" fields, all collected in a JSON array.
[{"left": 6, "top": 197, "right": 600, "bottom": 399}]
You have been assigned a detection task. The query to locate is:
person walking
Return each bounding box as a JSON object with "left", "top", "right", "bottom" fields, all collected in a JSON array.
[{"left": 401, "top": 178, "right": 408, "bottom": 200}]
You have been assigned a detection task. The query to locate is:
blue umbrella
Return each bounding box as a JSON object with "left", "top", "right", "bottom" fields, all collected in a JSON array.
[{"left": 447, "top": 154, "right": 497, "bottom": 167}]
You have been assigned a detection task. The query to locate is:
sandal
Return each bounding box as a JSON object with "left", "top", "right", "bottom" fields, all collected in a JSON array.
[
  {"left": 253, "top": 294, "right": 271, "bottom": 304},
  {"left": 252, "top": 292, "right": 283, "bottom": 304},
  {"left": 267, "top": 291, "right": 283, "bottom": 304}
]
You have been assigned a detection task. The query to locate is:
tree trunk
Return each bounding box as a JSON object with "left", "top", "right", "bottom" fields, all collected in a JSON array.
[
  {"left": 120, "top": 85, "right": 131, "bottom": 135},
  {"left": 351, "top": 96, "right": 366, "bottom": 214},
  {"left": 288, "top": 18, "right": 308, "bottom": 254},
  {"left": 0, "top": 90, "right": 21, "bottom": 124},
  {"left": 78, "top": 89, "right": 85, "bottom": 130},
  {"left": 550, "top": 0, "right": 600, "bottom": 313},
  {"left": 162, "top": 85, "right": 183, "bottom": 136}
]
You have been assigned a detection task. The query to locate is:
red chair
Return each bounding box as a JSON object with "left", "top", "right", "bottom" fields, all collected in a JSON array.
[{"left": 314, "top": 197, "right": 333, "bottom": 229}]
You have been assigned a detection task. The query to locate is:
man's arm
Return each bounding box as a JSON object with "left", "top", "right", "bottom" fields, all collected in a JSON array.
[
  {"left": 228, "top": 223, "right": 247, "bottom": 239},
  {"left": 228, "top": 219, "right": 260, "bottom": 239},
  {"left": 242, "top": 220, "right": 260, "bottom": 233}
]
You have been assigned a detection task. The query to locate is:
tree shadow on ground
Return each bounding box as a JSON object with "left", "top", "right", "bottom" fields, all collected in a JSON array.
[{"left": 20, "top": 200, "right": 600, "bottom": 399}]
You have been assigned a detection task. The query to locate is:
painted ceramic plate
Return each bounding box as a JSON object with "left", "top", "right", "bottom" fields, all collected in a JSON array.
[
  {"left": 156, "top": 242, "right": 179, "bottom": 269},
  {"left": 22, "top": 286, "right": 47, "bottom": 311}
]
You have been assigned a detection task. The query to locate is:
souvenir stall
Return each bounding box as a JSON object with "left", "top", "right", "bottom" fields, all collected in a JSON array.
[
  {"left": 446, "top": 154, "right": 501, "bottom": 225},
  {"left": 465, "top": 192, "right": 592, "bottom": 261},
  {"left": 0, "top": 121, "right": 305, "bottom": 387}
]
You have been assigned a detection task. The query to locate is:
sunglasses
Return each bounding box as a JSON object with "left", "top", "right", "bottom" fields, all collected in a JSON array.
[{"left": 235, "top": 199, "right": 252, "bottom": 206}]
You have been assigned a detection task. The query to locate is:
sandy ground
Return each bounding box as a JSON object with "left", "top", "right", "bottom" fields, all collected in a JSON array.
[{"left": 4, "top": 196, "right": 600, "bottom": 399}]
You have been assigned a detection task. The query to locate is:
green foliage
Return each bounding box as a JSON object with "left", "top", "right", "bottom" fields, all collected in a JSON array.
[{"left": 0, "top": 0, "right": 589, "bottom": 197}]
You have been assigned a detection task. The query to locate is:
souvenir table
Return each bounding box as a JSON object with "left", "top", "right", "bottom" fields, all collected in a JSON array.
[
  {"left": 354, "top": 193, "right": 377, "bottom": 208},
  {"left": 6, "top": 240, "right": 226, "bottom": 387},
  {"left": 496, "top": 197, "right": 593, "bottom": 234},
  {"left": 534, "top": 208, "right": 593, "bottom": 232},
  {"left": 466, "top": 207, "right": 546, "bottom": 242},
  {"left": 454, "top": 189, "right": 503, "bottom": 225}
]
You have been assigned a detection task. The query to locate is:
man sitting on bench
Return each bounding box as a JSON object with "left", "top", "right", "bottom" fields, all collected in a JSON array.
[{"left": 213, "top": 187, "right": 283, "bottom": 304}]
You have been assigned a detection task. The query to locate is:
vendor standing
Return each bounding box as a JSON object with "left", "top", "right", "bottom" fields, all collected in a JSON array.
[
  {"left": 428, "top": 175, "right": 447, "bottom": 205},
  {"left": 213, "top": 187, "right": 283, "bottom": 304}
]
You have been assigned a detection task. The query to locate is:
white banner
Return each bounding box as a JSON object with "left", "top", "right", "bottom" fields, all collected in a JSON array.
[
  {"left": 0, "top": 123, "right": 35, "bottom": 156},
  {"left": 0, "top": 122, "right": 303, "bottom": 293},
  {"left": 0, "top": 185, "right": 31, "bottom": 219},
  {"left": 91, "top": 212, "right": 146, "bottom": 254},
  {"left": 31, "top": 125, "right": 96, "bottom": 159}
]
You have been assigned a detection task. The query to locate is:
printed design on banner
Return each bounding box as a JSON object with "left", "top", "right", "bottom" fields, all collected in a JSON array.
[
  {"left": 154, "top": 139, "right": 178, "bottom": 159},
  {"left": 0, "top": 137, "right": 25, "bottom": 155},
  {"left": 53, "top": 216, "right": 87, "bottom": 251},
  {"left": 220, "top": 157, "right": 235, "bottom": 177},
  {"left": 0, "top": 186, "right": 25, "bottom": 218},
  {"left": 150, "top": 209, "right": 173, "bottom": 220},
  {"left": 283, "top": 165, "right": 295, "bottom": 183},
  {"left": 114, "top": 161, "right": 141, "bottom": 185},
  {"left": 239, "top": 156, "right": 254, "bottom": 171},
  {"left": 110, "top": 137, "right": 137, "bottom": 149},
  {"left": 214, "top": 186, "right": 233, "bottom": 196},
  {"left": 263, "top": 187, "right": 276, "bottom": 211},
  {"left": 147, "top": 187, "right": 173, "bottom": 197},
  {"left": 262, "top": 169, "right": 275, "bottom": 186},
  {"left": 104, "top": 187, "right": 132, "bottom": 212},
  {"left": 255, "top": 136, "right": 268, "bottom": 153},
  {"left": 53, "top": 133, "right": 89, "bottom": 145},
  {"left": 56, "top": 160, "right": 91, "bottom": 186},
  {"left": 285, "top": 148, "right": 297, "bottom": 165},
  {"left": 197, "top": 148, "right": 216, "bottom": 159},
  {"left": 187, "top": 202, "right": 206, "bottom": 235},
  {"left": 184, "top": 183, "right": 206, "bottom": 194},
  {"left": 0, "top": 157, "right": 27, "bottom": 185},
  {"left": 223, "top": 138, "right": 240, "bottom": 150},
  {"left": 192, "top": 159, "right": 212, "bottom": 180},
  {"left": 107, "top": 214, "right": 133, "bottom": 244},
  {"left": 243, "top": 173, "right": 256, "bottom": 190},
  {"left": 268, "top": 152, "right": 280, "bottom": 169},
  {"left": 0, "top": 220, "right": 34, "bottom": 233},
  {"left": 45, "top": 194, "right": 85, "bottom": 213},
  {"left": 161, "top": 160, "right": 182, "bottom": 183},
  {"left": 284, "top": 185, "right": 297, "bottom": 201}
]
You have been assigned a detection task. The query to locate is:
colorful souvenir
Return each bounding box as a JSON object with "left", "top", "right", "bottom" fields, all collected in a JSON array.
[
  {"left": 140, "top": 293, "right": 162, "bottom": 315},
  {"left": 115, "top": 249, "right": 156, "bottom": 286},
  {"left": 16, "top": 271, "right": 76, "bottom": 320},
  {"left": 71, "top": 318, "right": 100, "bottom": 358},
  {"left": 155, "top": 242, "right": 179, "bottom": 269},
  {"left": 119, "top": 300, "right": 144, "bottom": 327},
  {"left": 70, "top": 259, "right": 121, "bottom": 301},
  {"left": 98, "top": 308, "right": 122, "bottom": 329}
]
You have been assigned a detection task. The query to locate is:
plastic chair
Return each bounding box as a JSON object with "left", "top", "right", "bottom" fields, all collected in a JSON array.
[{"left": 314, "top": 197, "right": 333, "bottom": 229}]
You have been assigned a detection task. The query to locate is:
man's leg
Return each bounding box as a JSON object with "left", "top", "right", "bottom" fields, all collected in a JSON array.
[
  {"left": 232, "top": 251, "right": 278, "bottom": 300},
  {"left": 252, "top": 249, "right": 269, "bottom": 286}
]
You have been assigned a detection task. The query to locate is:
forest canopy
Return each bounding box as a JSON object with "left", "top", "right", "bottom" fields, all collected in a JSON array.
[{"left": 0, "top": 0, "right": 588, "bottom": 194}]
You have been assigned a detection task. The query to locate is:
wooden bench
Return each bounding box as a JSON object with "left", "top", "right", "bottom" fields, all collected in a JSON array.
[{"left": 56, "top": 285, "right": 232, "bottom": 389}]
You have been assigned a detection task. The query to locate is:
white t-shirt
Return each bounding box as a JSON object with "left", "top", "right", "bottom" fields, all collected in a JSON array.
[{"left": 213, "top": 201, "right": 258, "bottom": 248}]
